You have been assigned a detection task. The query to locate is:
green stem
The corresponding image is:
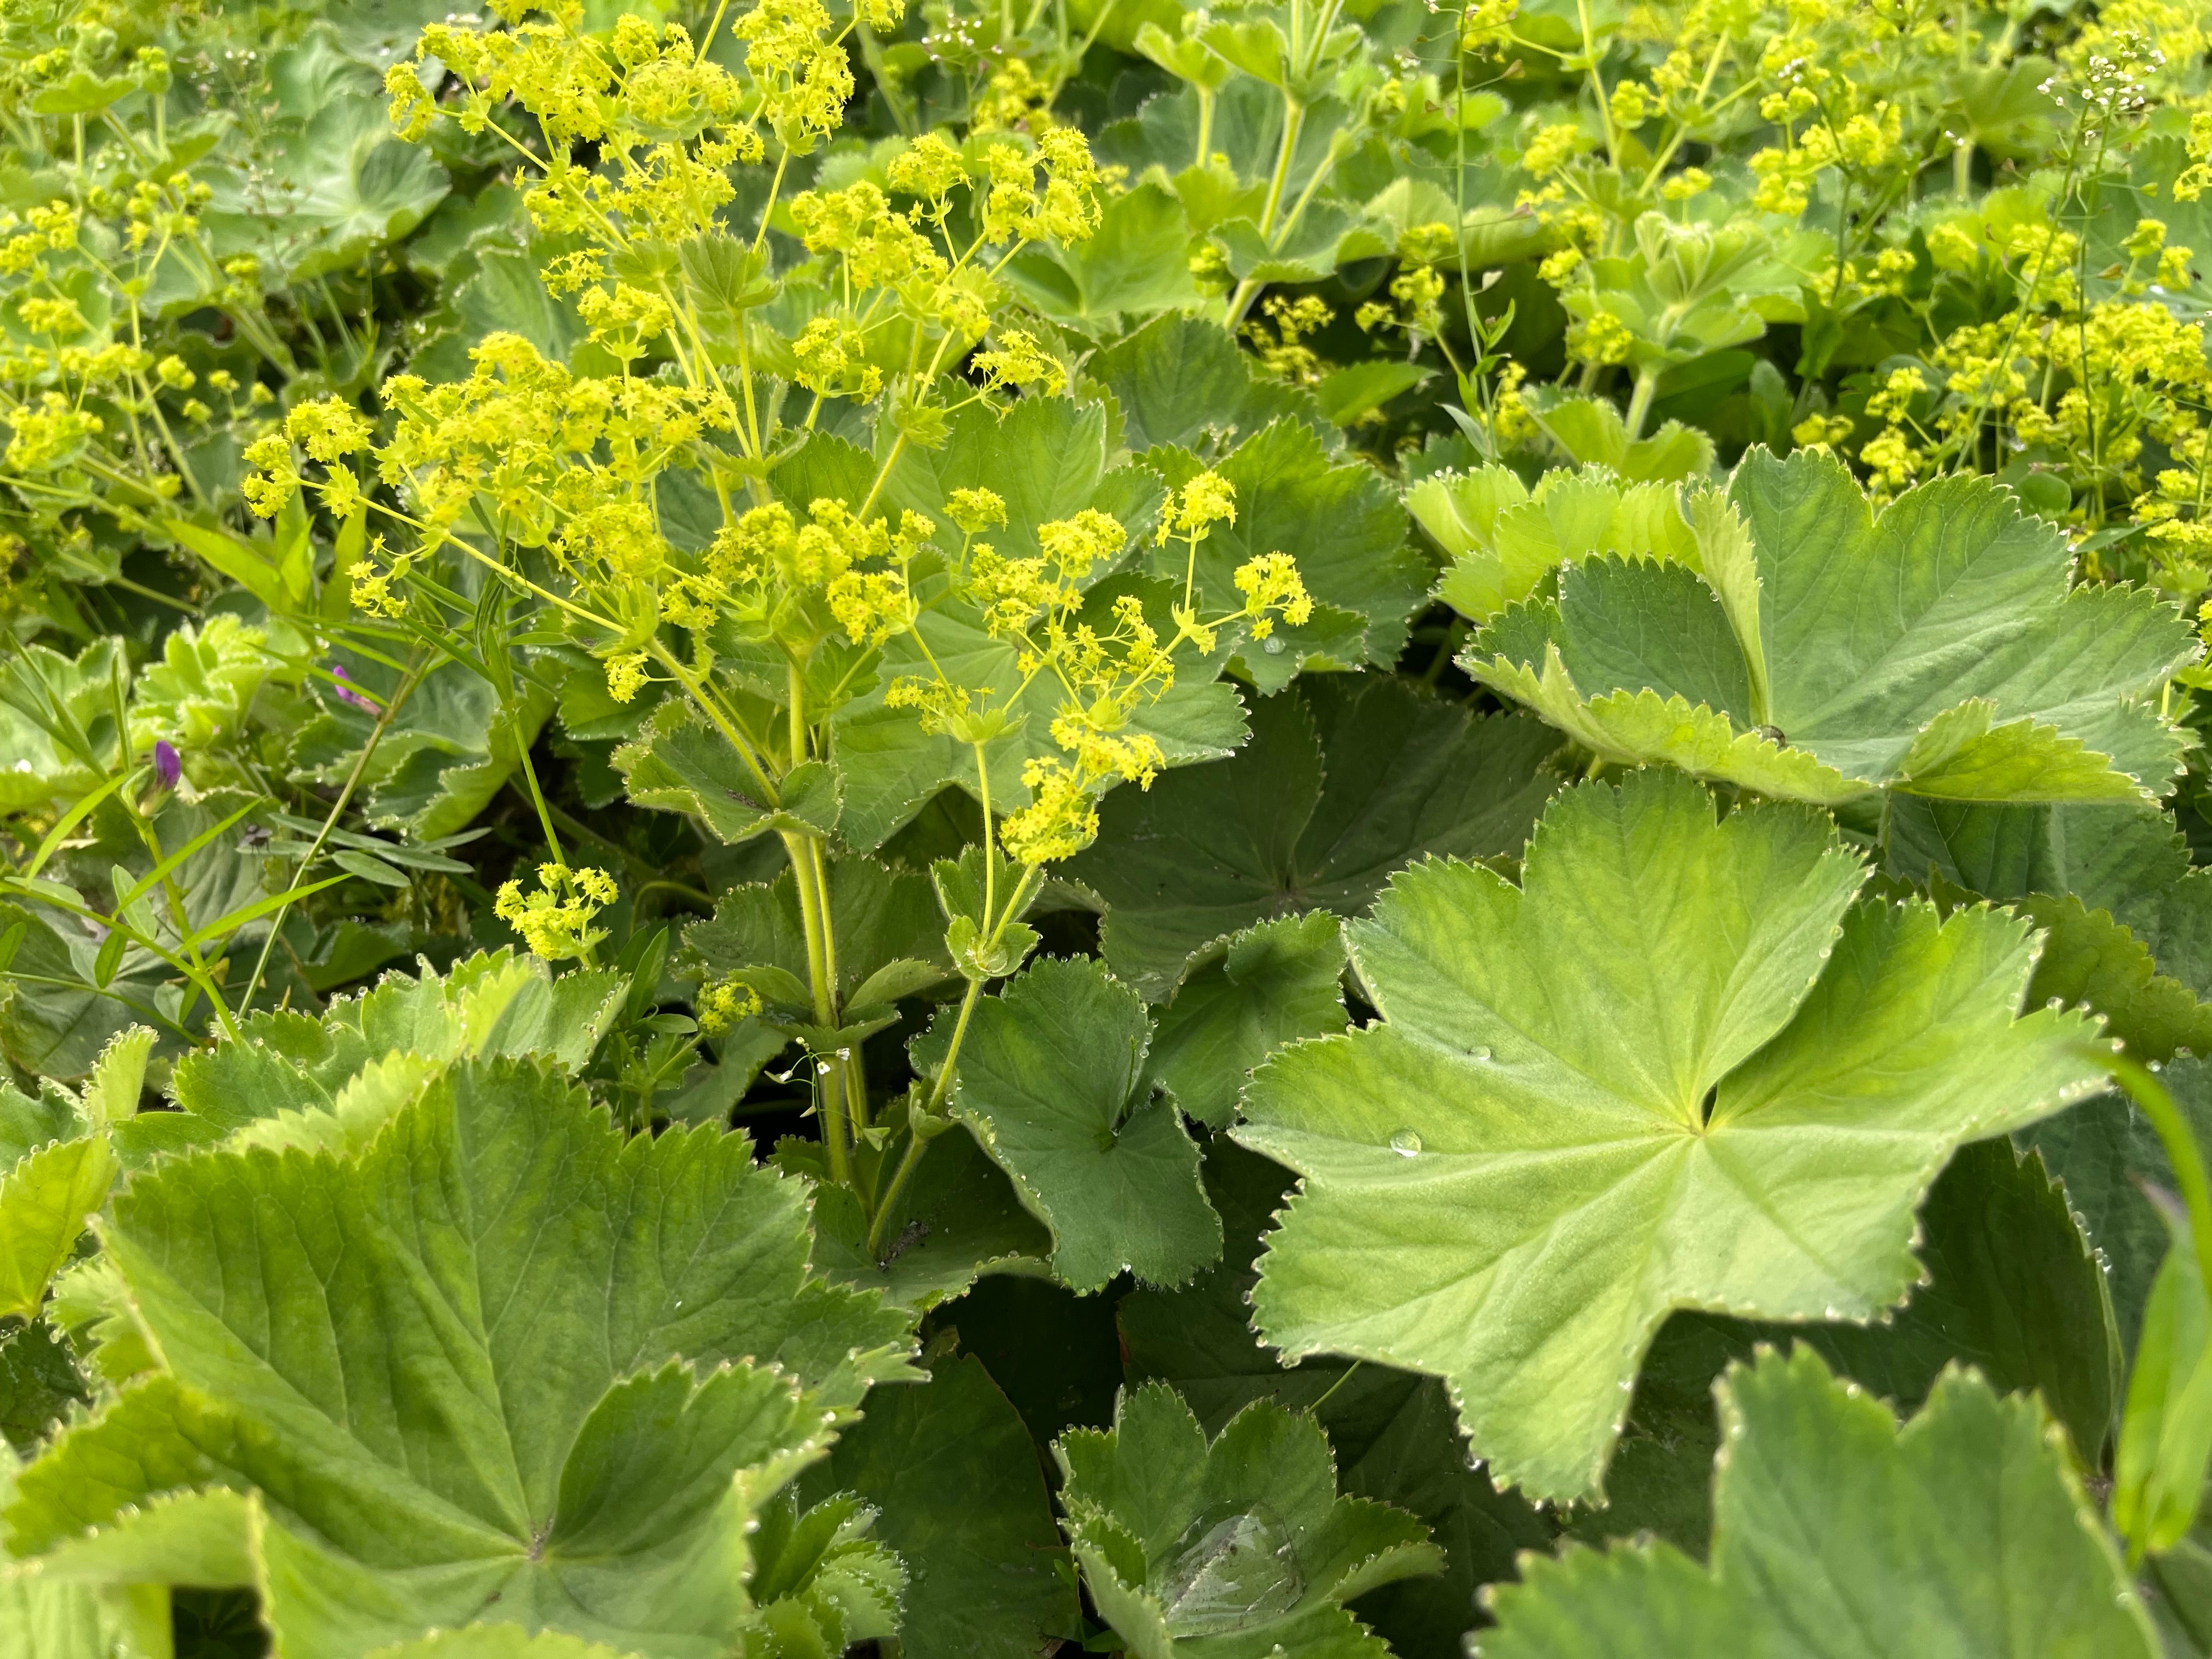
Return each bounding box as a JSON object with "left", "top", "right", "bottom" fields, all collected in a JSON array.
[
  {"left": 1624, "top": 369, "right": 1660, "bottom": 443},
  {"left": 236, "top": 657, "right": 426, "bottom": 1011},
  {"left": 783, "top": 827, "right": 849, "bottom": 1185},
  {"left": 2111, "top": 1054, "right": 2212, "bottom": 1301},
  {"left": 863, "top": 861, "right": 1042, "bottom": 1260},
  {"left": 865, "top": 980, "right": 980, "bottom": 1257}
]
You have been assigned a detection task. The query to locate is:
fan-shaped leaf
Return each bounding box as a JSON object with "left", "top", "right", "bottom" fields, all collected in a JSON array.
[
  {"left": 1464, "top": 450, "right": 2197, "bottom": 806},
  {"left": 1069, "top": 674, "right": 1561, "bottom": 998},
  {"left": 1234, "top": 769, "right": 2107, "bottom": 1500},
  {"left": 5, "top": 1058, "right": 912, "bottom": 1657},
  {"left": 933, "top": 957, "right": 1221, "bottom": 1292},
  {"left": 1054, "top": 1381, "right": 1441, "bottom": 1659},
  {"left": 1476, "top": 1348, "right": 2157, "bottom": 1658}
]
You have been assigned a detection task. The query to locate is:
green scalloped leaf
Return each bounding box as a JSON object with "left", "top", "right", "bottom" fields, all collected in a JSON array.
[
  {"left": 1054, "top": 1381, "right": 1441, "bottom": 1659},
  {"left": 1069, "top": 673, "right": 1561, "bottom": 999},
  {"left": 1475, "top": 1347, "right": 2157, "bottom": 1658},
  {"left": 799, "top": 1356, "right": 1073, "bottom": 1658},
  {"left": 1137, "top": 419, "right": 1430, "bottom": 687},
  {"left": 831, "top": 583, "right": 1248, "bottom": 852},
  {"left": 1234, "top": 770, "right": 2108, "bottom": 1502},
  {"left": 1415, "top": 465, "right": 1698, "bottom": 623},
  {"left": 682, "top": 853, "right": 949, "bottom": 1020},
  {"left": 7, "top": 1057, "right": 912, "bottom": 1658},
  {"left": 2022, "top": 894, "right": 2212, "bottom": 1063},
  {"left": 113, "top": 951, "right": 625, "bottom": 1165},
  {"left": 1144, "top": 913, "right": 1347, "bottom": 1128},
  {"left": 933, "top": 957, "right": 1221, "bottom": 1293},
  {"left": 1464, "top": 451, "right": 2197, "bottom": 806},
  {"left": 1091, "top": 314, "right": 1335, "bottom": 458},
  {"left": 615, "top": 704, "right": 842, "bottom": 844}
]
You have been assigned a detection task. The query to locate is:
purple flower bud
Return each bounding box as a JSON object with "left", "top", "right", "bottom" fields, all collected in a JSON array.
[
  {"left": 331, "top": 664, "right": 376, "bottom": 712},
  {"left": 153, "top": 740, "right": 180, "bottom": 790}
]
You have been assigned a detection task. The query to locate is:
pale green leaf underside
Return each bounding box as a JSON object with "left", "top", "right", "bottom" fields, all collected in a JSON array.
[
  {"left": 1475, "top": 1347, "right": 2157, "bottom": 1658},
  {"left": 362, "top": 1627, "right": 644, "bottom": 1659},
  {"left": 1234, "top": 771, "right": 2107, "bottom": 1502},
  {"left": 1054, "top": 1382, "right": 1440, "bottom": 1659},
  {"left": 1463, "top": 451, "right": 2196, "bottom": 806},
  {"left": 1415, "top": 463, "right": 1697, "bottom": 623},
  {"left": 614, "top": 703, "right": 842, "bottom": 844},
  {"left": 117, "top": 950, "right": 627, "bottom": 1166},
  {"left": 0, "top": 1136, "right": 114, "bottom": 1322}
]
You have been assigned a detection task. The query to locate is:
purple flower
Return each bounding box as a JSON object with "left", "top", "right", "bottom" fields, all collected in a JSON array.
[
  {"left": 152, "top": 740, "right": 180, "bottom": 790},
  {"left": 331, "top": 665, "right": 377, "bottom": 712}
]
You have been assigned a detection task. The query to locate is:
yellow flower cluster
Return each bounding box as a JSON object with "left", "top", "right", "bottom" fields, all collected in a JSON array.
[
  {"left": 494, "top": 862, "right": 618, "bottom": 962},
  {"left": 981, "top": 129, "right": 1104, "bottom": 246},
  {"left": 603, "top": 650, "right": 653, "bottom": 703},
  {"left": 350, "top": 537, "right": 415, "bottom": 619},
  {"left": 1163, "top": 471, "right": 1236, "bottom": 544},
  {"left": 697, "top": 977, "right": 765, "bottom": 1035},
  {"left": 383, "top": 333, "right": 729, "bottom": 543},
  {"left": 668, "top": 496, "right": 931, "bottom": 650},
  {"left": 1249, "top": 296, "right": 1336, "bottom": 382},
  {"left": 1234, "top": 555, "right": 1314, "bottom": 639},
  {"left": 1567, "top": 311, "right": 1634, "bottom": 368},
  {"left": 5, "top": 393, "right": 101, "bottom": 473},
  {"left": 973, "top": 329, "right": 1067, "bottom": 396}
]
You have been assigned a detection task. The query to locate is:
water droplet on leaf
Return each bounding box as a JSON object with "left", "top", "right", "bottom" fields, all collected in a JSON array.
[
  {"left": 1389, "top": 1128, "right": 1423, "bottom": 1157},
  {"left": 1158, "top": 1503, "right": 1304, "bottom": 1635}
]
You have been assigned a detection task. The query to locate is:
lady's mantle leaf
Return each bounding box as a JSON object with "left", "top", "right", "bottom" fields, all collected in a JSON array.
[
  {"left": 1090, "top": 314, "right": 1335, "bottom": 458},
  {"left": 1474, "top": 1347, "right": 2158, "bottom": 1658},
  {"left": 1463, "top": 449, "right": 2197, "bottom": 806},
  {"left": 1068, "top": 673, "right": 1561, "bottom": 1000},
  {"left": 112, "top": 950, "right": 626, "bottom": 1163},
  {"left": 361, "top": 1630, "right": 641, "bottom": 1658},
  {"left": 832, "top": 589, "right": 1248, "bottom": 853},
  {"left": 682, "top": 854, "right": 950, "bottom": 1023},
  {"left": 7, "top": 1057, "right": 912, "bottom": 1658},
  {"left": 1413, "top": 464, "right": 1699, "bottom": 623},
  {"left": 936, "top": 957, "right": 1221, "bottom": 1293},
  {"left": 614, "top": 704, "right": 843, "bottom": 844},
  {"left": 1138, "top": 421, "right": 1430, "bottom": 693},
  {"left": 1053, "top": 1381, "right": 1441, "bottom": 1659},
  {"left": 1233, "top": 769, "right": 2108, "bottom": 1502},
  {"left": 1144, "top": 913, "right": 1347, "bottom": 1128},
  {"left": 799, "top": 1356, "right": 1075, "bottom": 1659},
  {"left": 1582, "top": 1139, "right": 2121, "bottom": 1554}
]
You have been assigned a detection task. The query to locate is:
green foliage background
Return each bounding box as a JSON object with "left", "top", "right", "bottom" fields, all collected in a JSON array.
[{"left": 3, "top": 0, "right": 2212, "bottom": 1652}]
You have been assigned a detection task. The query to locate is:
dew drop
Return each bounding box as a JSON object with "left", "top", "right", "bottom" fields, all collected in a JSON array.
[
  {"left": 1469, "top": 1046, "right": 1492, "bottom": 1062},
  {"left": 1262, "top": 635, "right": 1286, "bottom": 655},
  {"left": 1823, "top": 1305, "right": 1841, "bottom": 1318},
  {"left": 1389, "top": 1128, "right": 1424, "bottom": 1158},
  {"left": 1158, "top": 1503, "right": 1304, "bottom": 1635}
]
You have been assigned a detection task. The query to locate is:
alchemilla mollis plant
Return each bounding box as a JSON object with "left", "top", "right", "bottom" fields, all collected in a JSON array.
[{"left": 5, "top": 0, "right": 2212, "bottom": 1652}]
